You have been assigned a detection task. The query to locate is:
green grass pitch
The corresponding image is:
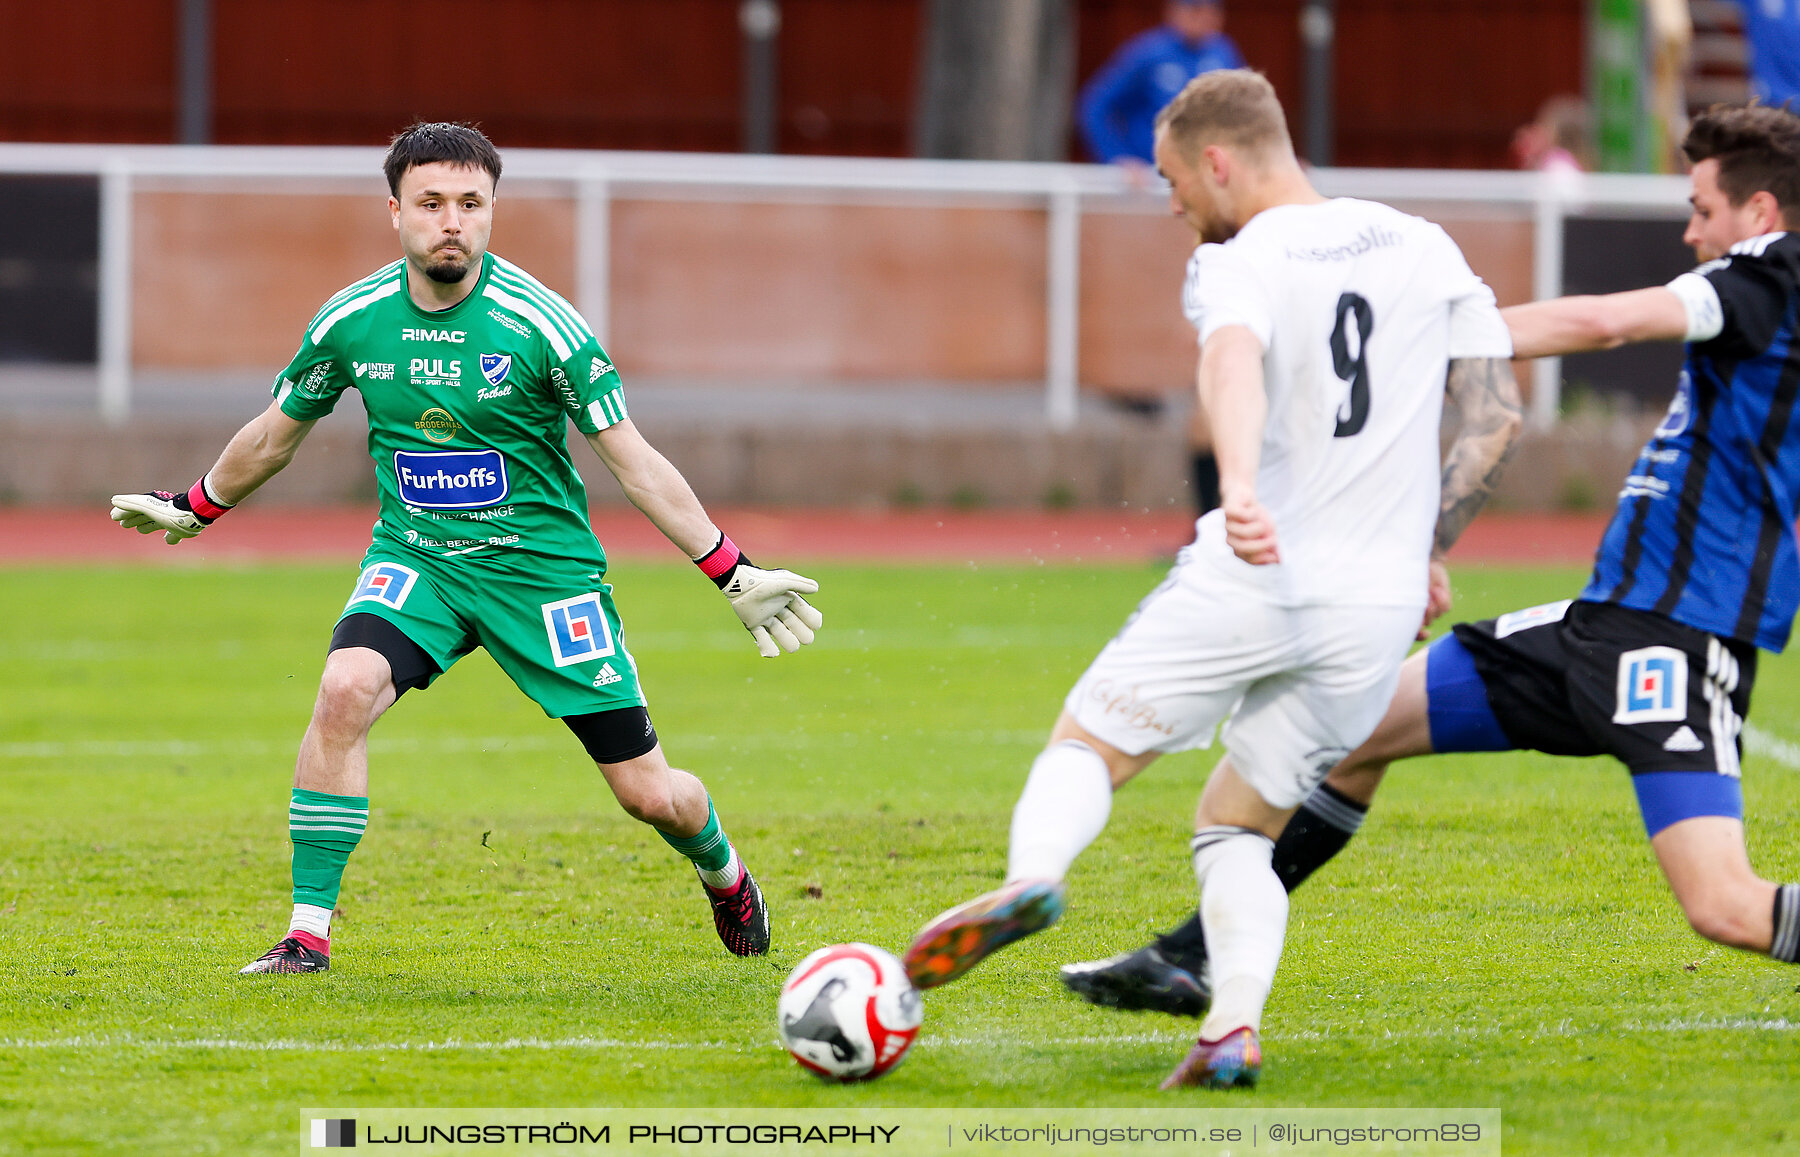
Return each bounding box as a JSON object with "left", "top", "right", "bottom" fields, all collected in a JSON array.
[{"left": 2, "top": 558, "right": 1798, "bottom": 1154}]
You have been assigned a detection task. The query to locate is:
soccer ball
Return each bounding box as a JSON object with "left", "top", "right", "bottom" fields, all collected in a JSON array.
[{"left": 777, "top": 943, "right": 923, "bottom": 1081}]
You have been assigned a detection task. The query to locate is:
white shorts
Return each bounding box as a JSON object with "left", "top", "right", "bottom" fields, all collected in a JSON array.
[{"left": 1063, "top": 559, "right": 1421, "bottom": 809}]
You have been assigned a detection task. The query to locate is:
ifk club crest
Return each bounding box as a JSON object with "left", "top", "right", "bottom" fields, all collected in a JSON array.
[{"left": 479, "top": 353, "right": 512, "bottom": 387}]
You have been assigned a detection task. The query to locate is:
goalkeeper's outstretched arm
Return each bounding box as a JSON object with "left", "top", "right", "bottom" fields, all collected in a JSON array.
[
  {"left": 585, "top": 419, "right": 823, "bottom": 658},
  {"left": 111, "top": 402, "right": 316, "bottom": 543}
]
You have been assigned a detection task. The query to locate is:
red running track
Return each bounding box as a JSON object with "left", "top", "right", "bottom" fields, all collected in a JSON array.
[{"left": 0, "top": 506, "right": 1607, "bottom": 566}]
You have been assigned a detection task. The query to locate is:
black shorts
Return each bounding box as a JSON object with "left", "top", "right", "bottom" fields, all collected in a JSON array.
[
  {"left": 329, "top": 612, "right": 441, "bottom": 698},
  {"left": 1440, "top": 600, "right": 1755, "bottom": 777}
]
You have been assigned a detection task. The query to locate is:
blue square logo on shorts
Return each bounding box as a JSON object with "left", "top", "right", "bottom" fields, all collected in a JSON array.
[
  {"left": 543, "top": 593, "right": 615, "bottom": 667},
  {"left": 349, "top": 562, "right": 418, "bottom": 609},
  {"left": 1614, "top": 645, "right": 1688, "bottom": 724}
]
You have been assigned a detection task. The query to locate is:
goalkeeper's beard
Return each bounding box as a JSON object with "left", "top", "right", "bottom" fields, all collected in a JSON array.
[{"left": 424, "top": 249, "right": 473, "bottom": 283}]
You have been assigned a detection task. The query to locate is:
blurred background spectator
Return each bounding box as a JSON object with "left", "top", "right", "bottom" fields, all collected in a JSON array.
[
  {"left": 1077, "top": 0, "right": 1244, "bottom": 172},
  {"left": 1726, "top": 0, "right": 1800, "bottom": 107},
  {"left": 1074, "top": 0, "right": 1243, "bottom": 515},
  {"left": 1513, "top": 95, "right": 1592, "bottom": 173}
]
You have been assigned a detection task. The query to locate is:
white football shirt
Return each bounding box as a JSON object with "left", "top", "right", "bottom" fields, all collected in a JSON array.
[{"left": 1182, "top": 197, "right": 1512, "bottom": 607}]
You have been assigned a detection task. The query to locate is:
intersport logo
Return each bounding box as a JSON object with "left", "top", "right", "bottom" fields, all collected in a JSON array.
[
  {"left": 354, "top": 362, "right": 396, "bottom": 380},
  {"left": 402, "top": 328, "right": 466, "bottom": 343}
]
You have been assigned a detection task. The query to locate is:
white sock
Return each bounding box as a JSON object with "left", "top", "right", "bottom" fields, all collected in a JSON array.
[
  {"left": 1191, "top": 826, "right": 1288, "bottom": 1041},
  {"left": 697, "top": 846, "right": 742, "bottom": 891},
  {"left": 288, "top": 902, "right": 333, "bottom": 940},
  {"left": 1006, "top": 739, "right": 1113, "bottom": 882}
]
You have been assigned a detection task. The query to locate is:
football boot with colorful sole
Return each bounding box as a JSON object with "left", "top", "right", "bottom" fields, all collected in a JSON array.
[
  {"left": 903, "top": 878, "right": 1065, "bottom": 989},
  {"left": 1160, "top": 1026, "right": 1261, "bottom": 1090}
]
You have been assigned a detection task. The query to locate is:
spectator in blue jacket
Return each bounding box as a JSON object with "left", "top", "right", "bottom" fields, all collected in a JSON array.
[
  {"left": 1078, "top": 1, "right": 1243, "bottom": 516},
  {"left": 1079, "top": 0, "right": 1246, "bottom": 167},
  {"left": 1729, "top": 0, "right": 1800, "bottom": 108}
]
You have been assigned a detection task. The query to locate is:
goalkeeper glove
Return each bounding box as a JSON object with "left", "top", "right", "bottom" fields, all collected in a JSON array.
[
  {"left": 110, "top": 476, "right": 233, "bottom": 544},
  {"left": 695, "top": 533, "right": 824, "bottom": 658}
]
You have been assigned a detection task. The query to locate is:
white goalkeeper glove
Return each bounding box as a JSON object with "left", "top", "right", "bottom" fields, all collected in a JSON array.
[
  {"left": 724, "top": 564, "right": 824, "bottom": 657},
  {"left": 110, "top": 477, "right": 233, "bottom": 544},
  {"left": 696, "top": 533, "right": 824, "bottom": 658}
]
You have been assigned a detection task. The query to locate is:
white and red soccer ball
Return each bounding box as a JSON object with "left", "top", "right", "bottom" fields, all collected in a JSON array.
[{"left": 777, "top": 943, "right": 923, "bottom": 1081}]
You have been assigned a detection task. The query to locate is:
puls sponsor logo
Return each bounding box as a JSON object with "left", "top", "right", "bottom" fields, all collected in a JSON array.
[
  {"left": 354, "top": 361, "right": 396, "bottom": 380},
  {"left": 409, "top": 357, "right": 462, "bottom": 384},
  {"left": 488, "top": 308, "right": 532, "bottom": 337},
  {"left": 402, "top": 327, "right": 465, "bottom": 343}
]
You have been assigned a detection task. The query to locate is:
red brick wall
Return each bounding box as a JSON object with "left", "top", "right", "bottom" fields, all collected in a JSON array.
[{"left": 2, "top": 0, "right": 1582, "bottom": 169}]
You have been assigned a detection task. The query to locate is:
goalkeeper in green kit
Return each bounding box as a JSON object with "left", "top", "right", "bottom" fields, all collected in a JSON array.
[{"left": 110, "top": 123, "right": 822, "bottom": 973}]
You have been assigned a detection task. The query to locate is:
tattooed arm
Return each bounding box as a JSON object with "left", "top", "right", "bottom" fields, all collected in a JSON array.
[{"left": 1425, "top": 356, "right": 1525, "bottom": 629}]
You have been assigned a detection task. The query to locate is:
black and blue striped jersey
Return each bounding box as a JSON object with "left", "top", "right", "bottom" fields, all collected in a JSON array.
[{"left": 1581, "top": 231, "right": 1800, "bottom": 652}]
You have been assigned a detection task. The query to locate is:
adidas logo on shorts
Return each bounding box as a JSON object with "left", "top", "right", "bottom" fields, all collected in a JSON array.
[
  {"left": 1663, "top": 725, "right": 1705, "bottom": 753},
  {"left": 593, "top": 662, "right": 622, "bottom": 688}
]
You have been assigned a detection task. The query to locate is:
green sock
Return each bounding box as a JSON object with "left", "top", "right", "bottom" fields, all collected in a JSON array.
[
  {"left": 289, "top": 788, "right": 369, "bottom": 909},
  {"left": 658, "top": 797, "right": 738, "bottom": 883}
]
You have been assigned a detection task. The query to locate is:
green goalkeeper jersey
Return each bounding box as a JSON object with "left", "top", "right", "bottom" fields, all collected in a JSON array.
[{"left": 274, "top": 253, "right": 627, "bottom": 571}]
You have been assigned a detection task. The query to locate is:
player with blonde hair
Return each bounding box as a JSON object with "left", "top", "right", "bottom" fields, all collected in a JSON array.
[
  {"left": 904, "top": 70, "right": 1524, "bottom": 1088},
  {"left": 1068, "top": 100, "right": 1800, "bottom": 1022}
]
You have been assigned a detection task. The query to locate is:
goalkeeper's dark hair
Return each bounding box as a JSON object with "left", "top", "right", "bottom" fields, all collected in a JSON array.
[
  {"left": 1682, "top": 103, "right": 1800, "bottom": 224},
  {"left": 383, "top": 122, "right": 502, "bottom": 195}
]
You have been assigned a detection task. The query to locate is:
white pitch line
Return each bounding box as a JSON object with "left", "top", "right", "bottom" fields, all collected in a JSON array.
[
  {"left": 6, "top": 1018, "right": 1797, "bottom": 1056},
  {"left": 0, "top": 729, "right": 1045, "bottom": 761},
  {"left": 0, "top": 626, "right": 1084, "bottom": 664},
  {"left": 1742, "top": 723, "right": 1800, "bottom": 770},
  {"left": 11, "top": 724, "right": 1793, "bottom": 766},
  {"left": 0, "top": 1033, "right": 1185, "bottom": 1054}
]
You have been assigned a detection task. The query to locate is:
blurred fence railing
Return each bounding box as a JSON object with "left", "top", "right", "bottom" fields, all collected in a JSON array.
[{"left": 0, "top": 143, "right": 1692, "bottom": 429}]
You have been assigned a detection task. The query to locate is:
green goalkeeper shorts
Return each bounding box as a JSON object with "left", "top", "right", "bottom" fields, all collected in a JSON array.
[{"left": 334, "top": 547, "right": 646, "bottom": 718}]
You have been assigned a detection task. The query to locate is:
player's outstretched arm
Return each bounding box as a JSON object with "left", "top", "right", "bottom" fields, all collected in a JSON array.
[
  {"left": 1503, "top": 287, "right": 1691, "bottom": 359},
  {"left": 585, "top": 420, "right": 822, "bottom": 658},
  {"left": 110, "top": 401, "right": 316, "bottom": 544},
  {"left": 1428, "top": 356, "right": 1524, "bottom": 625}
]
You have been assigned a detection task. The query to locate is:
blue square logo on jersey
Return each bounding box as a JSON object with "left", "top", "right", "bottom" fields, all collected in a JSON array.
[
  {"left": 348, "top": 562, "right": 418, "bottom": 610},
  {"left": 479, "top": 353, "right": 512, "bottom": 387},
  {"left": 1614, "top": 645, "right": 1689, "bottom": 724},
  {"left": 543, "top": 593, "right": 615, "bottom": 667}
]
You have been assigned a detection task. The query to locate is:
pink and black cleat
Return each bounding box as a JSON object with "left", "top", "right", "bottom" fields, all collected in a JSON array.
[
  {"left": 700, "top": 866, "right": 770, "bottom": 956},
  {"left": 238, "top": 932, "right": 330, "bottom": 975}
]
